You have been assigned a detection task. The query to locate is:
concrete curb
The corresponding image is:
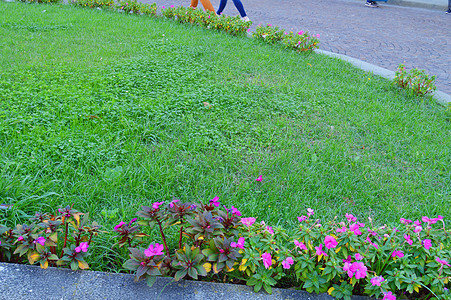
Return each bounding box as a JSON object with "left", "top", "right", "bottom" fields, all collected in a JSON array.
[
  {"left": 0, "top": 262, "right": 374, "bottom": 300},
  {"left": 385, "top": 0, "right": 448, "bottom": 11},
  {"left": 315, "top": 49, "right": 451, "bottom": 106}
]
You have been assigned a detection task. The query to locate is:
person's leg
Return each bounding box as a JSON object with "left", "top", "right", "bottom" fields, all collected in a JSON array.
[
  {"left": 199, "top": 0, "right": 215, "bottom": 12},
  {"left": 190, "top": 0, "right": 198, "bottom": 8},
  {"left": 216, "top": 0, "right": 228, "bottom": 15},
  {"left": 231, "top": 0, "right": 247, "bottom": 17}
]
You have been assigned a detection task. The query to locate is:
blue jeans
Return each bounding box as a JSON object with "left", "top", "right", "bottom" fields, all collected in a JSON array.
[{"left": 217, "top": 0, "right": 247, "bottom": 18}]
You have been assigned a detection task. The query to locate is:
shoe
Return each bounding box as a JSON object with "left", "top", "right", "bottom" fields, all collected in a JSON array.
[
  {"left": 365, "top": 1, "right": 379, "bottom": 7},
  {"left": 446, "top": 9, "right": 451, "bottom": 14},
  {"left": 242, "top": 16, "right": 250, "bottom": 22}
]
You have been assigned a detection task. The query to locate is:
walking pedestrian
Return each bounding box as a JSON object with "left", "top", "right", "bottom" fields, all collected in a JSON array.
[
  {"left": 364, "top": 0, "right": 386, "bottom": 8},
  {"left": 190, "top": 0, "right": 215, "bottom": 13},
  {"left": 216, "top": 0, "right": 250, "bottom": 22}
]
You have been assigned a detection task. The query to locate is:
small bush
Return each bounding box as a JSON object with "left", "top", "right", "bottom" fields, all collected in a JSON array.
[
  {"left": 70, "top": 0, "right": 114, "bottom": 9},
  {"left": 394, "top": 64, "right": 437, "bottom": 96},
  {"left": 116, "top": 0, "right": 157, "bottom": 16},
  {"left": 19, "top": 0, "right": 60, "bottom": 4}
]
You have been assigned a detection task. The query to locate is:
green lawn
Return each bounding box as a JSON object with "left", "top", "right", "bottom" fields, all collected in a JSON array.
[{"left": 1, "top": 1, "right": 450, "bottom": 270}]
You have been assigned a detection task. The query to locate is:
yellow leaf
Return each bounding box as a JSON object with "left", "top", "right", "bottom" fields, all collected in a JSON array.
[
  {"left": 198, "top": 236, "right": 204, "bottom": 240},
  {"left": 350, "top": 277, "right": 354, "bottom": 285},
  {"left": 203, "top": 263, "right": 212, "bottom": 273},
  {"left": 213, "top": 263, "right": 220, "bottom": 274},
  {"left": 78, "top": 260, "right": 89, "bottom": 270},
  {"left": 317, "top": 255, "right": 323, "bottom": 262},
  {"left": 74, "top": 214, "right": 80, "bottom": 227},
  {"left": 226, "top": 265, "right": 234, "bottom": 272},
  {"left": 414, "top": 284, "right": 420, "bottom": 293},
  {"left": 350, "top": 246, "right": 355, "bottom": 252},
  {"left": 28, "top": 252, "right": 40, "bottom": 264},
  {"left": 40, "top": 260, "right": 49, "bottom": 269},
  {"left": 328, "top": 287, "right": 335, "bottom": 295},
  {"left": 335, "top": 246, "right": 341, "bottom": 253},
  {"left": 319, "top": 268, "right": 325, "bottom": 271},
  {"left": 308, "top": 241, "right": 313, "bottom": 250},
  {"left": 49, "top": 232, "right": 58, "bottom": 243},
  {"left": 444, "top": 277, "right": 449, "bottom": 284}
]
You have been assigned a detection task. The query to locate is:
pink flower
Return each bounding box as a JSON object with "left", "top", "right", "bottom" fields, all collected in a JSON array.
[
  {"left": 169, "top": 199, "right": 180, "bottom": 208},
  {"left": 414, "top": 220, "right": 421, "bottom": 226},
  {"left": 144, "top": 243, "right": 164, "bottom": 257},
  {"left": 170, "top": 5, "right": 174, "bottom": 7},
  {"left": 324, "top": 236, "right": 338, "bottom": 249},
  {"left": 17, "top": 236, "right": 24, "bottom": 242},
  {"left": 371, "top": 276, "right": 385, "bottom": 286},
  {"left": 294, "top": 239, "right": 307, "bottom": 250},
  {"left": 315, "top": 244, "right": 328, "bottom": 256},
  {"left": 247, "top": 28, "right": 250, "bottom": 32},
  {"left": 349, "top": 262, "right": 368, "bottom": 279},
  {"left": 404, "top": 234, "right": 413, "bottom": 246},
  {"left": 297, "top": 30, "right": 304, "bottom": 35},
  {"left": 343, "top": 262, "right": 352, "bottom": 277},
  {"left": 336, "top": 226, "right": 347, "bottom": 233},
  {"left": 345, "top": 213, "right": 357, "bottom": 222},
  {"left": 400, "top": 218, "right": 412, "bottom": 225},
  {"left": 414, "top": 225, "right": 422, "bottom": 233},
  {"left": 241, "top": 217, "right": 256, "bottom": 227},
  {"left": 128, "top": 218, "right": 137, "bottom": 225},
  {"left": 316, "top": 34, "right": 320, "bottom": 38},
  {"left": 262, "top": 252, "right": 272, "bottom": 269},
  {"left": 231, "top": 237, "right": 245, "bottom": 249},
  {"left": 382, "top": 291, "right": 396, "bottom": 300},
  {"left": 265, "top": 226, "right": 274, "bottom": 235},
  {"left": 282, "top": 257, "right": 294, "bottom": 269},
  {"left": 33, "top": 237, "right": 46, "bottom": 246},
  {"left": 209, "top": 196, "right": 220, "bottom": 207},
  {"left": 230, "top": 206, "right": 241, "bottom": 216},
  {"left": 436, "top": 257, "right": 451, "bottom": 267},
  {"left": 152, "top": 201, "right": 164, "bottom": 210},
  {"left": 162, "top": 6, "right": 165, "bottom": 9},
  {"left": 391, "top": 250, "right": 404, "bottom": 258},
  {"left": 307, "top": 208, "right": 314, "bottom": 216},
  {"left": 297, "top": 216, "right": 307, "bottom": 222},
  {"left": 114, "top": 221, "right": 125, "bottom": 231},
  {"left": 255, "top": 175, "right": 263, "bottom": 182},
  {"left": 267, "top": 24, "right": 272, "bottom": 27},
  {"left": 422, "top": 239, "right": 432, "bottom": 250},
  {"left": 349, "top": 223, "right": 363, "bottom": 235},
  {"left": 343, "top": 255, "right": 352, "bottom": 263},
  {"left": 75, "top": 242, "right": 89, "bottom": 253},
  {"left": 355, "top": 253, "right": 363, "bottom": 260}
]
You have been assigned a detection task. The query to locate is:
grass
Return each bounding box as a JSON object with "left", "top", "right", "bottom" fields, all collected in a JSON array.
[{"left": 1, "top": 1, "right": 450, "bottom": 271}]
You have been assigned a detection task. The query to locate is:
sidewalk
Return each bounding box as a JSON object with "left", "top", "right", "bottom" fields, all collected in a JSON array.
[{"left": 144, "top": 0, "right": 451, "bottom": 94}]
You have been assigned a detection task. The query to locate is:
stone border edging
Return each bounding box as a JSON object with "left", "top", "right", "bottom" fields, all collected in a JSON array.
[
  {"left": 315, "top": 49, "right": 451, "bottom": 106},
  {"left": 0, "top": 262, "right": 374, "bottom": 300}
]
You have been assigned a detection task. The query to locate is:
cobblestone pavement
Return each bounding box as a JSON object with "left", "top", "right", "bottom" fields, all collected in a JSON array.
[{"left": 142, "top": 0, "right": 451, "bottom": 94}]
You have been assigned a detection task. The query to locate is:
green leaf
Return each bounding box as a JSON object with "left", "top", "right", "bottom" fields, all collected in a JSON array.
[
  {"left": 70, "top": 260, "right": 79, "bottom": 271},
  {"left": 146, "top": 276, "right": 157, "bottom": 287},
  {"left": 123, "top": 259, "right": 140, "bottom": 271},
  {"left": 263, "top": 283, "right": 272, "bottom": 295},
  {"left": 174, "top": 269, "right": 188, "bottom": 281},
  {"left": 254, "top": 281, "right": 262, "bottom": 292},
  {"left": 188, "top": 267, "right": 198, "bottom": 279}
]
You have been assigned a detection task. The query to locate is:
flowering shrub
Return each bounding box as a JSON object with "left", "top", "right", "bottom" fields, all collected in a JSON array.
[
  {"left": 0, "top": 205, "right": 102, "bottom": 270},
  {"left": 70, "top": 0, "right": 114, "bottom": 9},
  {"left": 19, "top": 0, "right": 60, "bottom": 4},
  {"left": 116, "top": 0, "right": 157, "bottom": 15},
  {"left": 161, "top": 6, "right": 251, "bottom": 36},
  {"left": 253, "top": 24, "right": 320, "bottom": 52},
  {"left": 394, "top": 64, "right": 437, "bottom": 96}
]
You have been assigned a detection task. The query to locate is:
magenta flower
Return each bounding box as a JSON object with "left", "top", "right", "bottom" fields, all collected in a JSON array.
[
  {"left": 209, "top": 196, "right": 220, "bottom": 207},
  {"left": 315, "top": 244, "right": 328, "bottom": 256},
  {"left": 17, "top": 236, "right": 24, "bottom": 242},
  {"left": 33, "top": 237, "right": 46, "bottom": 246},
  {"left": 382, "top": 291, "right": 396, "bottom": 300},
  {"left": 231, "top": 237, "right": 245, "bottom": 249},
  {"left": 345, "top": 213, "right": 357, "bottom": 222},
  {"left": 349, "top": 262, "right": 368, "bottom": 279},
  {"left": 162, "top": 5, "right": 165, "bottom": 9},
  {"left": 316, "top": 34, "right": 320, "bottom": 38},
  {"left": 169, "top": 199, "right": 180, "bottom": 208},
  {"left": 391, "top": 250, "right": 404, "bottom": 259},
  {"left": 265, "top": 226, "right": 274, "bottom": 235},
  {"left": 422, "top": 239, "right": 432, "bottom": 250},
  {"left": 336, "top": 226, "right": 347, "bottom": 233},
  {"left": 261, "top": 252, "right": 272, "bottom": 269},
  {"left": 307, "top": 208, "right": 314, "bottom": 216},
  {"left": 297, "top": 30, "right": 304, "bottom": 35},
  {"left": 294, "top": 239, "right": 307, "bottom": 251},
  {"left": 436, "top": 257, "right": 451, "bottom": 267},
  {"left": 282, "top": 257, "right": 294, "bottom": 269},
  {"left": 349, "top": 223, "right": 363, "bottom": 235},
  {"left": 414, "top": 220, "right": 421, "bottom": 226},
  {"left": 400, "top": 218, "right": 412, "bottom": 225},
  {"left": 152, "top": 201, "right": 164, "bottom": 210},
  {"left": 324, "top": 236, "right": 338, "bottom": 249},
  {"left": 355, "top": 253, "right": 363, "bottom": 261},
  {"left": 230, "top": 206, "right": 241, "bottom": 216},
  {"left": 343, "top": 255, "right": 352, "bottom": 263},
  {"left": 255, "top": 175, "right": 263, "bottom": 182},
  {"left": 404, "top": 234, "right": 413, "bottom": 246},
  {"left": 241, "top": 217, "right": 256, "bottom": 227},
  {"left": 128, "top": 218, "right": 137, "bottom": 225},
  {"left": 144, "top": 243, "right": 164, "bottom": 257},
  {"left": 170, "top": 5, "right": 174, "bottom": 7},
  {"left": 297, "top": 216, "right": 307, "bottom": 222},
  {"left": 371, "top": 276, "right": 385, "bottom": 286},
  {"left": 75, "top": 242, "right": 89, "bottom": 253},
  {"left": 267, "top": 24, "right": 272, "bottom": 27},
  {"left": 114, "top": 221, "right": 125, "bottom": 231},
  {"left": 414, "top": 225, "right": 422, "bottom": 233},
  {"left": 343, "top": 262, "right": 352, "bottom": 277}
]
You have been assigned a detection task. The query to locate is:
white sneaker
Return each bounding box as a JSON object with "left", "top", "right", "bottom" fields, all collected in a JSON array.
[{"left": 242, "top": 16, "right": 250, "bottom": 22}]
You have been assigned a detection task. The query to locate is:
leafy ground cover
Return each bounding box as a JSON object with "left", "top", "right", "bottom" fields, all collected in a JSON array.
[{"left": 0, "top": 1, "right": 450, "bottom": 274}]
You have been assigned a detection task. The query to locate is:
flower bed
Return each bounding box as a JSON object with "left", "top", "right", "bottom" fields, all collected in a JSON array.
[{"left": 1, "top": 197, "right": 450, "bottom": 299}]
